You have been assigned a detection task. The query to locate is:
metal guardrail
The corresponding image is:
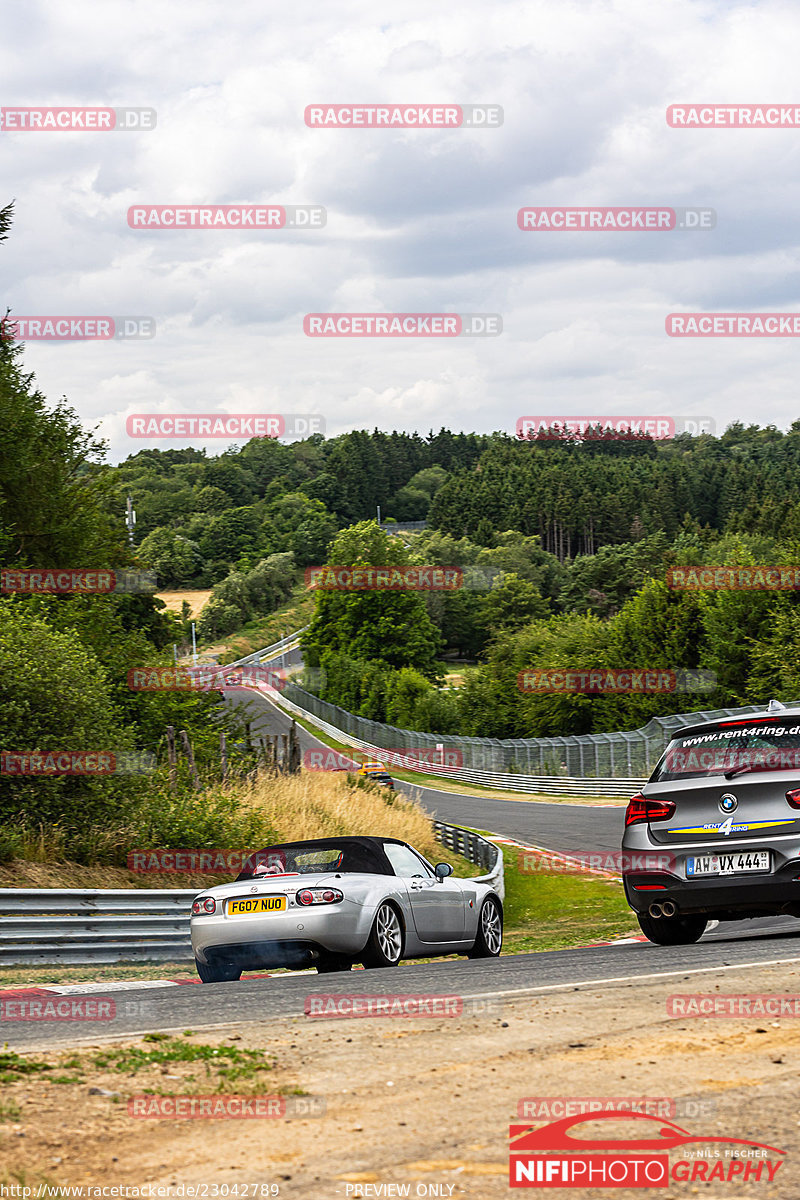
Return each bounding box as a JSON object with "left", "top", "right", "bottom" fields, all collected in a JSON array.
[
  {"left": 0, "top": 889, "right": 196, "bottom": 966},
  {"left": 224, "top": 627, "right": 308, "bottom": 670},
  {"left": 434, "top": 822, "right": 505, "bottom": 902}
]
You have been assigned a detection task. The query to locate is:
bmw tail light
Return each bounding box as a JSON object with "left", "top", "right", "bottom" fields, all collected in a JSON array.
[
  {"left": 787, "top": 789, "right": 800, "bottom": 809},
  {"left": 296, "top": 888, "right": 343, "bottom": 906},
  {"left": 625, "top": 794, "right": 676, "bottom": 826}
]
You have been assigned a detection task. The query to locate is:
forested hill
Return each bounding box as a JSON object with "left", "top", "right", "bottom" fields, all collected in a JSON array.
[
  {"left": 115, "top": 423, "right": 800, "bottom": 592},
  {"left": 430, "top": 426, "right": 800, "bottom": 560}
]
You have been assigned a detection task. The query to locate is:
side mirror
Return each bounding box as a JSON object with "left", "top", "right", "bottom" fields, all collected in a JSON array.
[{"left": 434, "top": 862, "right": 453, "bottom": 881}]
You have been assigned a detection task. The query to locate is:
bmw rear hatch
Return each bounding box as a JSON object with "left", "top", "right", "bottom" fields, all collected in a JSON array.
[{"left": 642, "top": 715, "right": 800, "bottom": 846}]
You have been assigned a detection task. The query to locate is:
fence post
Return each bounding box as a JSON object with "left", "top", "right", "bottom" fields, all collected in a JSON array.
[
  {"left": 166, "top": 726, "right": 177, "bottom": 789},
  {"left": 178, "top": 730, "right": 201, "bottom": 789}
]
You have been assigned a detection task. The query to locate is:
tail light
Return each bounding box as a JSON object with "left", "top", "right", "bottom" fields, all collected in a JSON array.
[
  {"left": 192, "top": 897, "right": 217, "bottom": 914},
  {"left": 296, "top": 888, "right": 343, "bottom": 906},
  {"left": 625, "top": 793, "right": 676, "bottom": 826},
  {"left": 787, "top": 789, "right": 800, "bottom": 809}
]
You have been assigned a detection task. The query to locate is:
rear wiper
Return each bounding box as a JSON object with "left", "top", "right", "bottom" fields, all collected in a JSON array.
[{"left": 724, "top": 764, "right": 763, "bottom": 780}]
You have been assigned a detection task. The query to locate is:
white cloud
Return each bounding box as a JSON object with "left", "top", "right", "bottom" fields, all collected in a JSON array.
[{"left": 3, "top": 0, "right": 800, "bottom": 458}]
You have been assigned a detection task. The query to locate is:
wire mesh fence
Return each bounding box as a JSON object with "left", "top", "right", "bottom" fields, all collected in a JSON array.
[{"left": 280, "top": 680, "right": 797, "bottom": 778}]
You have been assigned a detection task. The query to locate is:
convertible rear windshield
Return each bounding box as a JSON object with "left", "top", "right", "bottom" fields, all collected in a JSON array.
[
  {"left": 236, "top": 839, "right": 392, "bottom": 880},
  {"left": 651, "top": 718, "right": 800, "bottom": 782}
]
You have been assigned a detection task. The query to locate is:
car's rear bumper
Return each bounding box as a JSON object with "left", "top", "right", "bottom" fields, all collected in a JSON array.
[
  {"left": 191, "top": 904, "right": 369, "bottom": 967},
  {"left": 624, "top": 863, "right": 800, "bottom": 919}
]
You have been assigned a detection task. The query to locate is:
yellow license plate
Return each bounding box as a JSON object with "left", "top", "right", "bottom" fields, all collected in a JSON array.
[{"left": 227, "top": 896, "right": 287, "bottom": 916}]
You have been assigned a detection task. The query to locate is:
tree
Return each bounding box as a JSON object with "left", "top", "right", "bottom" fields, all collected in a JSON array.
[
  {"left": 0, "top": 342, "right": 122, "bottom": 568},
  {"left": 0, "top": 200, "right": 13, "bottom": 245},
  {"left": 0, "top": 601, "right": 135, "bottom": 826},
  {"left": 139, "top": 527, "right": 201, "bottom": 586},
  {"left": 302, "top": 521, "right": 442, "bottom": 677},
  {"left": 484, "top": 573, "right": 549, "bottom": 632}
]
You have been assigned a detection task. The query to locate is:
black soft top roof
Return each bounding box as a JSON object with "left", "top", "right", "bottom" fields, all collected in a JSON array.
[{"left": 235, "top": 836, "right": 410, "bottom": 881}]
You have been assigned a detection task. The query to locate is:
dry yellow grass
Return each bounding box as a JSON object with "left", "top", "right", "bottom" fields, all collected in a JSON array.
[
  {"left": 0, "top": 771, "right": 459, "bottom": 891},
  {"left": 239, "top": 769, "right": 443, "bottom": 861}
]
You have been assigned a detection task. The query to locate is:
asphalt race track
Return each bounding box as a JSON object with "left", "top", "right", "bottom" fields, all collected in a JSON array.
[{"left": 7, "top": 934, "right": 800, "bottom": 1050}]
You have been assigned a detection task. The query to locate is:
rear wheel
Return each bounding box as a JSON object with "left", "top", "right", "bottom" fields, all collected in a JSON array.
[
  {"left": 195, "top": 958, "right": 242, "bottom": 983},
  {"left": 468, "top": 896, "right": 503, "bottom": 958},
  {"left": 362, "top": 902, "right": 403, "bottom": 968},
  {"left": 636, "top": 912, "right": 708, "bottom": 945}
]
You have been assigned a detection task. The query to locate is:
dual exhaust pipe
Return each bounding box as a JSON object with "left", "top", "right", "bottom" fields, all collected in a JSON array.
[{"left": 648, "top": 900, "right": 677, "bottom": 919}]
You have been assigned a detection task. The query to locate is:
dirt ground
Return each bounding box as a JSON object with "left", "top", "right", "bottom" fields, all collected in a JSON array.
[
  {"left": 2, "top": 959, "right": 799, "bottom": 1197},
  {"left": 155, "top": 591, "right": 213, "bottom": 619}
]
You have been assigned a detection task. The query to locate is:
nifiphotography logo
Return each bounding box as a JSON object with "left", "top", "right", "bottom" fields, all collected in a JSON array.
[{"left": 509, "top": 1110, "right": 785, "bottom": 1187}]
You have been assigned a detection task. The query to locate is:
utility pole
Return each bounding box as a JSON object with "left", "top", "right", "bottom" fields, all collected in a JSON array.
[
  {"left": 376, "top": 504, "right": 381, "bottom": 526},
  {"left": 191, "top": 621, "right": 197, "bottom": 665},
  {"left": 125, "top": 495, "right": 136, "bottom": 544}
]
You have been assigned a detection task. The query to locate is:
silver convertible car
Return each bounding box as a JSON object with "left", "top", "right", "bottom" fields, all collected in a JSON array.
[{"left": 191, "top": 835, "right": 504, "bottom": 982}]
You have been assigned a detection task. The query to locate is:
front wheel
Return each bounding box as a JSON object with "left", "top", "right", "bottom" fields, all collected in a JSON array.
[
  {"left": 636, "top": 912, "right": 708, "bottom": 945},
  {"left": 468, "top": 896, "right": 503, "bottom": 958},
  {"left": 362, "top": 902, "right": 403, "bottom": 968},
  {"left": 195, "top": 958, "right": 242, "bottom": 983}
]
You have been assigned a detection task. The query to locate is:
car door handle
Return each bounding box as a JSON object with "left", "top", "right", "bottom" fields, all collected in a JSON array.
[{"left": 410, "top": 880, "right": 424, "bottom": 890}]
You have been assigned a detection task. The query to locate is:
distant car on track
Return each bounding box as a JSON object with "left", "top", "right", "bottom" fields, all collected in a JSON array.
[
  {"left": 357, "top": 760, "right": 394, "bottom": 789},
  {"left": 623, "top": 701, "right": 800, "bottom": 944},
  {"left": 190, "top": 835, "right": 503, "bottom": 982}
]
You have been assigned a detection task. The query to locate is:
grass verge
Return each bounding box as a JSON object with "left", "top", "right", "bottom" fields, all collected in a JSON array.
[{"left": 499, "top": 843, "right": 638, "bottom": 952}]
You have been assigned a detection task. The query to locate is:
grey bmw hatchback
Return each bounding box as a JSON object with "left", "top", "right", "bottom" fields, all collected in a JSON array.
[{"left": 622, "top": 701, "right": 800, "bottom": 944}]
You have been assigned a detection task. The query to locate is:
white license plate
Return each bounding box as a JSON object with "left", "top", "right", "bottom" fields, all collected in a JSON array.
[{"left": 686, "top": 851, "right": 771, "bottom": 877}]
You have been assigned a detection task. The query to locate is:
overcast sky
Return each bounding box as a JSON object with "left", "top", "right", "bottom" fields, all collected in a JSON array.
[{"left": 4, "top": 0, "right": 800, "bottom": 463}]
